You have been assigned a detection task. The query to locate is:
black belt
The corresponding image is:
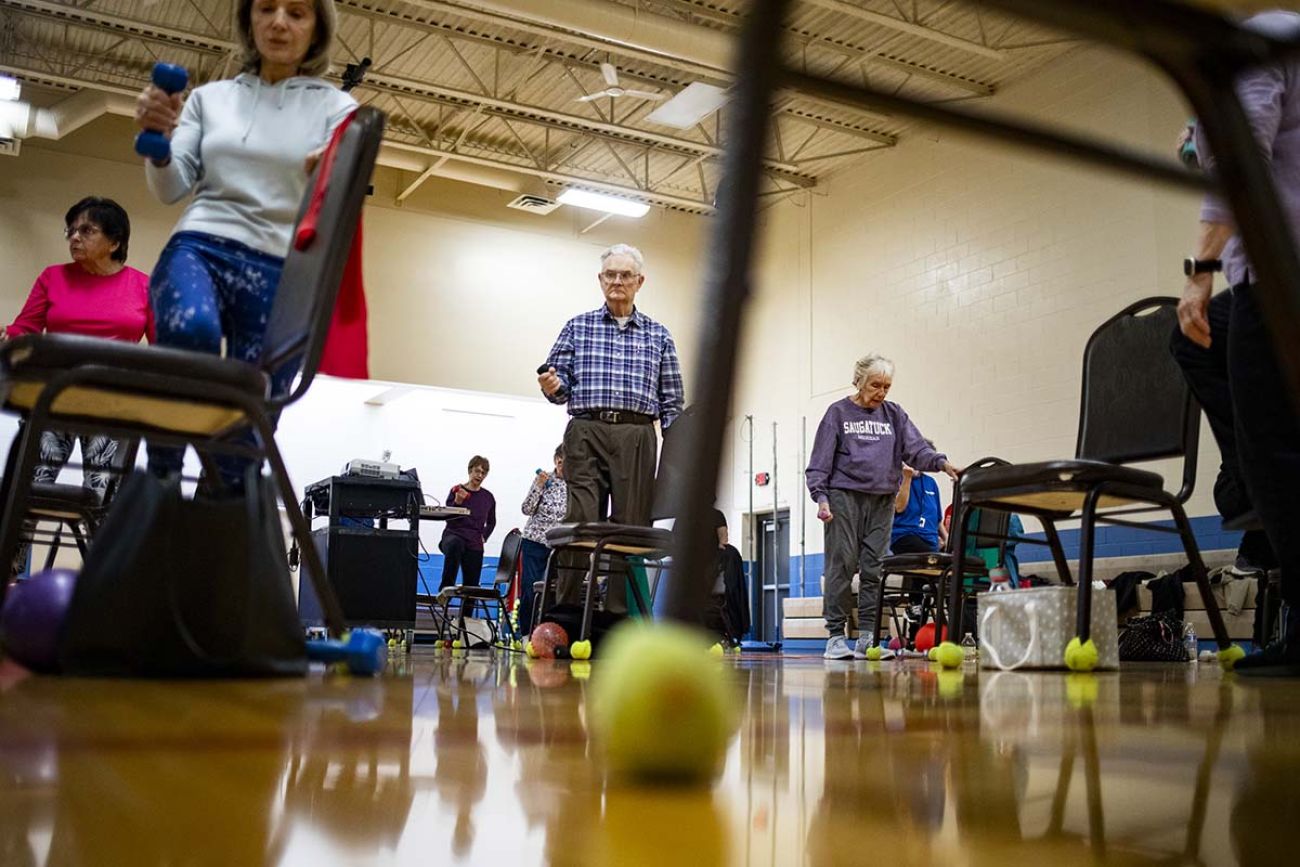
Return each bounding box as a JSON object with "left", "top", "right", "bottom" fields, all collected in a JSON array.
[{"left": 575, "top": 410, "right": 655, "bottom": 425}]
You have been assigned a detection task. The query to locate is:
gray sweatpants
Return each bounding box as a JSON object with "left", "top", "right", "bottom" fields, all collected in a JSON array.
[{"left": 822, "top": 488, "right": 894, "bottom": 638}]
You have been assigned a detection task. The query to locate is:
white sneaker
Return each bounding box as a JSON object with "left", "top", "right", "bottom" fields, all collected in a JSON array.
[
  {"left": 824, "top": 633, "right": 854, "bottom": 660},
  {"left": 853, "top": 635, "right": 897, "bottom": 660}
]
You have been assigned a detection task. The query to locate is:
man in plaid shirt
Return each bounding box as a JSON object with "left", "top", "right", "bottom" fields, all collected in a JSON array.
[{"left": 537, "top": 243, "right": 684, "bottom": 614}]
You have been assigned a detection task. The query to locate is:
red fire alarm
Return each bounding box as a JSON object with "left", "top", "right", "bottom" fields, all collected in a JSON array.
[{"left": 755, "top": 472, "right": 770, "bottom": 486}]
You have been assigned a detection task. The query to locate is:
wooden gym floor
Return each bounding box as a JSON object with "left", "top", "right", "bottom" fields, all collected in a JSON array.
[{"left": 0, "top": 650, "right": 1296, "bottom": 866}]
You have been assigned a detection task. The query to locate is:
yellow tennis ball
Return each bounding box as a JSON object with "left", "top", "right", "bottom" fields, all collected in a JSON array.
[
  {"left": 935, "top": 641, "right": 964, "bottom": 670},
  {"left": 709, "top": 642, "right": 724, "bottom": 658},
  {"left": 1218, "top": 643, "right": 1246, "bottom": 670},
  {"left": 512, "top": 639, "right": 524, "bottom": 652},
  {"left": 452, "top": 639, "right": 463, "bottom": 650},
  {"left": 731, "top": 646, "right": 742, "bottom": 655},
  {"left": 591, "top": 622, "right": 734, "bottom": 783},
  {"left": 571, "top": 639, "right": 592, "bottom": 660},
  {"left": 927, "top": 646, "right": 940, "bottom": 662},
  {"left": 525, "top": 640, "right": 538, "bottom": 659},
  {"left": 1064, "top": 637, "right": 1099, "bottom": 672},
  {"left": 865, "top": 645, "right": 882, "bottom": 661}
]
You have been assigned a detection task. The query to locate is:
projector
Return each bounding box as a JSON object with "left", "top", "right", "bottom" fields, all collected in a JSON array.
[{"left": 342, "top": 458, "right": 401, "bottom": 479}]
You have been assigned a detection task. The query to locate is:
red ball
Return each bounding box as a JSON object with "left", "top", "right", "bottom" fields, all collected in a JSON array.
[
  {"left": 529, "top": 622, "right": 570, "bottom": 659},
  {"left": 914, "top": 622, "right": 947, "bottom": 653},
  {"left": 1, "top": 568, "right": 78, "bottom": 673}
]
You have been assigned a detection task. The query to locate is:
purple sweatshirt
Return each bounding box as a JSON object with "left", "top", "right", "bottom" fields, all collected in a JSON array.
[
  {"left": 1196, "top": 11, "right": 1300, "bottom": 286},
  {"left": 441, "top": 486, "right": 497, "bottom": 552},
  {"left": 805, "top": 398, "right": 947, "bottom": 503}
]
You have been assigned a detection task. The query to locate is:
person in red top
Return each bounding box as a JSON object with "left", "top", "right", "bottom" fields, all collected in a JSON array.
[{"left": 2, "top": 196, "right": 153, "bottom": 503}]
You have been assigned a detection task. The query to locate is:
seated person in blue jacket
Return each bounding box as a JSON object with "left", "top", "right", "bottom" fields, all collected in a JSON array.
[{"left": 891, "top": 458, "right": 947, "bottom": 555}]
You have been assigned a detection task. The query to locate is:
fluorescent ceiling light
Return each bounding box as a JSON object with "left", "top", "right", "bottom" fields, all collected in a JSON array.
[
  {"left": 557, "top": 188, "right": 650, "bottom": 218},
  {"left": 0, "top": 76, "right": 20, "bottom": 102}
]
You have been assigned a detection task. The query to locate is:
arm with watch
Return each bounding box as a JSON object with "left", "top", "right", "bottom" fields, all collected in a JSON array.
[{"left": 1180, "top": 220, "right": 1234, "bottom": 349}]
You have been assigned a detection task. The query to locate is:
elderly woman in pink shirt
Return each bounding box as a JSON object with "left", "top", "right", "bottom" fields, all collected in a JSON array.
[{"left": 3, "top": 196, "right": 154, "bottom": 500}]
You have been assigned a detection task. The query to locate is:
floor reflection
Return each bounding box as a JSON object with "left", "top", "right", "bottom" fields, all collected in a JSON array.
[{"left": 1, "top": 651, "right": 1298, "bottom": 865}]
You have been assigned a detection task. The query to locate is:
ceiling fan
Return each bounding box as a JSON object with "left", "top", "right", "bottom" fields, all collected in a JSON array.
[{"left": 576, "top": 63, "right": 668, "bottom": 103}]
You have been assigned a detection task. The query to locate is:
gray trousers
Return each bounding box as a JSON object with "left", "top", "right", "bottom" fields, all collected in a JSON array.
[
  {"left": 822, "top": 488, "right": 894, "bottom": 637},
  {"left": 557, "top": 417, "right": 658, "bottom": 614}
]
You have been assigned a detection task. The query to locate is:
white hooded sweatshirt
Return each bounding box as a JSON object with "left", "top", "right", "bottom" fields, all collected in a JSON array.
[{"left": 146, "top": 72, "right": 357, "bottom": 258}]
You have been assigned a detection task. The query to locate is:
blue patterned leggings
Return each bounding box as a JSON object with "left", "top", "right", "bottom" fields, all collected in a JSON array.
[{"left": 146, "top": 231, "right": 296, "bottom": 487}]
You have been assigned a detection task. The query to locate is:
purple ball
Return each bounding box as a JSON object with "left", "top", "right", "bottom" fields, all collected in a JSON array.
[{"left": 1, "top": 568, "right": 78, "bottom": 673}]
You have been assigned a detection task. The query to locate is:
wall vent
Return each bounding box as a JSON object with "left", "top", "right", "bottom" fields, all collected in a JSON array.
[{"left": 506, "top": 193, "right": 560, "bottom": 215}]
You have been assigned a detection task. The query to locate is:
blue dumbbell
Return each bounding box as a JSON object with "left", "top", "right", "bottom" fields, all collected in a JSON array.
[
  {"left": 305, "top": 629, "right": 388, "bottom": 676},
  {"left": 135, "top": 62, "right": 189, "bottom": 161}
]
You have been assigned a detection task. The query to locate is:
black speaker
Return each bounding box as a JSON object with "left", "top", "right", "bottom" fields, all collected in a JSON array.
[{"left": 298, "top": 528, "right": 418, "bottom": 627}]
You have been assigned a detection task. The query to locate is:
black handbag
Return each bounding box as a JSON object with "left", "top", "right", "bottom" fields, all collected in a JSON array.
[
  {"left": 1118, "top": 612, "right": 1189, "bottom": 662},
  {"left": 58, "top": 469, "right": 307, "bottom": 677}
]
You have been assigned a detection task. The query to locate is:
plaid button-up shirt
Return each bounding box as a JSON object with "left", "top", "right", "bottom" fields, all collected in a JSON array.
[{"left": 543, "top": 305, "right": 685, "bottom": 429}]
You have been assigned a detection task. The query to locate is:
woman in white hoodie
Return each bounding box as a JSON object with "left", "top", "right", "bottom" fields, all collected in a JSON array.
[{"left": 133, "top": 0, "right": 355, "bottom": 486}]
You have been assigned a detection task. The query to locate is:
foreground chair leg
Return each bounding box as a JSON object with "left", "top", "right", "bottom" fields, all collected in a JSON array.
[
  {"left": 0, "top": 408, "right": 50, "bottom": 601},
  {"left": 1066, "top": 488, "right": 1102, "bottom": 671},
  {"left": 578, "top": 544, "right": 605, "bottom": 642},
  {"left": 533, "top": 548, "right": 559, "bottom": 633},
  {"left": 941, "top": 504, "right": 974, "bottom": 645},
  {"left": 1042, "top": 518, "right": 1074, "bottom": 585},
  {"left": 1170, "top": 501, "right": 1242, "bottom": 668},
  {"left": 256, "top": 414, "right": 346, "bottom": 636}
]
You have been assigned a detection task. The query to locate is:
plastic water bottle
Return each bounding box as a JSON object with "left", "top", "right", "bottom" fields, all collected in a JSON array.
[
  {"left": 989, "top": 566, "right": 1011, "bottom": 592},
  {"left": 1183, "top": 622, "right": 1198, "bottom": 662},
  {"left": 960, "top": 632, "right": 978, "bottom": 661}
]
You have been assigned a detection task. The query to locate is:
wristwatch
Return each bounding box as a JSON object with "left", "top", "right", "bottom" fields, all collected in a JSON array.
[{"left": 1183, "top": 257, "right": 1223, "bottom": 276}]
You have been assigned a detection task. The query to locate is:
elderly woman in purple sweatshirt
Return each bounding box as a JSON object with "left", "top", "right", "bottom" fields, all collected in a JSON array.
[{"left": 806, "top": 353, "right": 959, "bottom": 661}]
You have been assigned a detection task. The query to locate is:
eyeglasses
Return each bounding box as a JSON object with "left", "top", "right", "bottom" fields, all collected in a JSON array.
[
  {"left": 600, "top": 270, "right": 640, "bottom": 284},
  {"left": 64, "top": 225, "right": 102, "bottom": 240}
]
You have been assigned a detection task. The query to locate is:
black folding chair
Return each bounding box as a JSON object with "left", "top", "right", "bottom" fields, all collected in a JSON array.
[
  {"left": 532, "top": 409, "right": 705, "bottom": 644},
  {"left": 945, "top": 298, "right": 1234, "bottom": 669},
  {"left": 0, "top": 107, "right": 387, "bottom": 635},
  {"left": 877, "top": 457, "right": 1022, "bottom": 648},
  {"left": 17, "top": 437, "right": 140, "bottom": 571},
  {"left": 432, "top": 527, "right": 523, "bottom": 647}
]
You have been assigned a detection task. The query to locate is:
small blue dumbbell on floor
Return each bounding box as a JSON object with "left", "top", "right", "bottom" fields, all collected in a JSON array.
[
  {"left": 306, "top": 629, "right": 388, "bottom": 676},
  {"left": 134, "top": 62, "right": 189, "bottom": 161}
]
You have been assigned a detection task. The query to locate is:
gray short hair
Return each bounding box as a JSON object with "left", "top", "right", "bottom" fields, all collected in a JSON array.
[
  {"left": 236, "top": 0, "right": 338, "bottom": 78},
  {"left": 600, "top": 243, "right": 645, "bottom": 274},
  {"left": 852, "top": 353, "right": 895, "bottom": 389}
]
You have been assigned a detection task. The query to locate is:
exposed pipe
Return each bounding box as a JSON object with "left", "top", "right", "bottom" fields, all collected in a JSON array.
[
  {"left": 764, "top": 421, "right": 774, "bottom": 644},
  {"left": 790, "top": 415, "right": 800, "bottom": 600},
  {"left": 3, "top": 89, "right": 136, "bottom": 141},
  {"left": 5, "top": 84, "right": 561, "bottom": 201},
  {"left": 800, "top": 0, "right": 1008, "bottom": 60},
  {"left": 746, "top": 413, "right": 754, "bottom": 601},
  {"left": 430, "top": 0, "right": 733, "bottom": 72}
]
